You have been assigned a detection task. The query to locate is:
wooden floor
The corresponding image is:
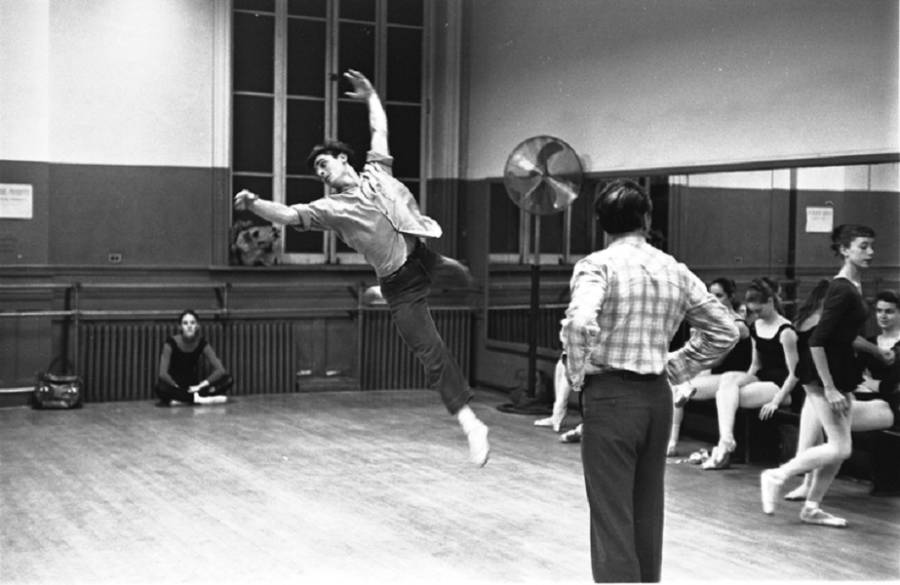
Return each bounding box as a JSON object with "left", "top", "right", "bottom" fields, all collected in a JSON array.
[{"left": 1, "top": 388, "right": 898, "bottom": 584}]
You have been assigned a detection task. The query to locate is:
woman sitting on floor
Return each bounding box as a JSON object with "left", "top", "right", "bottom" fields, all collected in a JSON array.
[
  {"left": 154, "top": 309, "right": 232, "bottom": 407},
  {"left": 702, "top": 278, "right": 799, "bottom": 469}
]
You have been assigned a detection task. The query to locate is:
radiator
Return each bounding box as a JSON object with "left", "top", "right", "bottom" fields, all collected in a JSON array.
[
  {"left": 77, "top": 311, "right": 472, "bottom": 402},
  {"left": 78, "top": 320, "right": 296, "bottom": 402},
  {"left": 359, "top": 308, "right": 472, "bottom": 390},
  {"left": 487, "top": 306, "right": 565, "bottom": 350}
]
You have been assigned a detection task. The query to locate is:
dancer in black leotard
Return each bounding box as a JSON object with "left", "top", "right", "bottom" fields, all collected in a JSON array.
[
  {"left": 785, "top": 287, "right": 898, "bottom": 501},
  {"left": 761, "top": 224, "right": 878, "bottom": 526},
  {"left": 702, "top": 278, "right": 799, "bottom": 470},
  {"left": 667, "top": 277, "right": 752, "bottom": 457},
  {"left": 154, "top": 310, "right": 232, "bottom": 406}
]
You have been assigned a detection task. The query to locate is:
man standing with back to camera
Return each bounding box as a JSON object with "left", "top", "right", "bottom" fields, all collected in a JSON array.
[
  {"left": 561, "top": 179, "right": 738, "bottom": 582},
  {"left": 233, "top": 69, "right": 489, "bottom": 467}
]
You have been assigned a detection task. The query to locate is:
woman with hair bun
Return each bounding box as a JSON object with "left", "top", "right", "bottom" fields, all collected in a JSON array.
[
  {"left": 701, "top": 277, "right": 799, "bottom": 469},
  {"left": 154, "top": 310, "right": 233, "bottom": 406},
  {"left": 760, "top": 224, "right": 877, "bottom": 526}
]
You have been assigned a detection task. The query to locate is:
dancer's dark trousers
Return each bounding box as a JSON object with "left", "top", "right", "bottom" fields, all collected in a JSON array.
[
  {"left": 581, "top": 371, "right": 672, "bottom": 583},
  {"left": 379, "top": 243, "right": 473, "bottom": 415},
  {"left": 154, "top": 374, "right": 233, "bottom": 404}
]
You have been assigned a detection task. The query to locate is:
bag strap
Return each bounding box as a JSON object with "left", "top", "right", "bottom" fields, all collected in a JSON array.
[{"left": 46, "top": 356, "right": 75, "bottom": 376}]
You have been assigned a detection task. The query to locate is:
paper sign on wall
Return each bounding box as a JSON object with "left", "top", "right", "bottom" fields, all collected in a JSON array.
[
  {"left": 0, "top": 184, "right": 33, "bottom": 219},
  {"left": 805, "top": 206, "right": 833, "bottom": 233}
]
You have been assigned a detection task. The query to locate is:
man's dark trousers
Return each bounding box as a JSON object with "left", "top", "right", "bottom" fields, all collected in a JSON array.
[{"left": 581, "top": 371, "right": 672, "bottom": 582}]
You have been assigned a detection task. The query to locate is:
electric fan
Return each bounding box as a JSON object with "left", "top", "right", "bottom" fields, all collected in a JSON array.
[
  {"left": 504, "top": 135, "right": 583, "bottom": 216},
  {"left": 502, "top": 136, "right": 583, "bottom": 397}
]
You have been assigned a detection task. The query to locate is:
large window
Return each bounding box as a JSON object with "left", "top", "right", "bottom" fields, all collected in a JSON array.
[{"left": 231, "top": 0, "right": 426, "bottom": 265}]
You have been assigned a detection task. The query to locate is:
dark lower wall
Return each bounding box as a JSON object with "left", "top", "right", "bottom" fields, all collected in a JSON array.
[{"left": 0, "top": 160, "right": 226, "bottom": 267}]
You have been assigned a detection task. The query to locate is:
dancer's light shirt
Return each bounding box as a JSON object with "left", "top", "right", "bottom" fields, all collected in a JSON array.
[
  {"left": 561, "top": 235, "right": 738, "bottom": 391},
  {"left": 290, "top": 151, "right": 441, "bottom": 277}
]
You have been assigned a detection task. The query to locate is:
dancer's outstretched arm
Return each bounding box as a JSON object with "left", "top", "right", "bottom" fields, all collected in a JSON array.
[
  {"left": 233, "top": 189, "right": 300, "bottom": 226},
  {"left": 343, "top": 69, "right": 388, "bottom": 156}
]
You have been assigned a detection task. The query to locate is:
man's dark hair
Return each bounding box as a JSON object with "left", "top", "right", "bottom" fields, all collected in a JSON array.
[
  {"left": 876, "top": 290, "right": 900, "bottom": 307},
  {"left": 306, "top": 140, "right": 355, "bottom": 171},
  {"left": 594, "top": 179, "right": 653, "bottom": 235}
]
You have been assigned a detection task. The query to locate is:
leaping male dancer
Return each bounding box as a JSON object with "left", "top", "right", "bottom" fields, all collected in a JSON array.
[{"left": 234, "top": 69, "right": 490, "bottom": 466}]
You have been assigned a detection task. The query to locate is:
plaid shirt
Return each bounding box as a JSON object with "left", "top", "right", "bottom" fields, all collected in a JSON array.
[{"left": 561, "top": 235, "right": 738, "bottom": 391}]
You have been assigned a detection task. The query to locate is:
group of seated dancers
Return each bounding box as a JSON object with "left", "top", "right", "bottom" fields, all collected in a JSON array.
[{"left": 536, "top": 275, "right": 900, "bottom": 524}]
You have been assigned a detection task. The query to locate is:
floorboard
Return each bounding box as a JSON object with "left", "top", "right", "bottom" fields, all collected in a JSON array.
[{"left": 1, "top": 389, "right": 897, "bottom": 584}]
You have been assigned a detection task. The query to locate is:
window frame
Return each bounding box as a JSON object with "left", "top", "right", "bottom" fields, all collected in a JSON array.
[{"left": 230, "top": 0, "right": 430, "bottom": 267}]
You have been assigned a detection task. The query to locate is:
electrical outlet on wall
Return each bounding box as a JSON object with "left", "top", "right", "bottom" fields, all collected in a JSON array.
[{"left": 108, "top": 252, "right": 123, "bottom": 264}]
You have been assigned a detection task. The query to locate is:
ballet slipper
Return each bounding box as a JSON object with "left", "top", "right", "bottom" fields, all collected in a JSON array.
[
  {"left": 559, "top": 424, "right": 582, "bottom": 443},
  {"left": 666, "top": 441, "right": 678, "bottom": 457},
  {"left": 799, "top": 506, "right": 847, "bottom": 527},
  {"left": 701, "top": 445, "right": 732, "bottom": 470}
]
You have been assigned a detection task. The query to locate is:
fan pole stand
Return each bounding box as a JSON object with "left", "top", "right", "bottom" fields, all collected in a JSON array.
[
  {"left": 527, "top": 217, "right": 541, "bottom": 397},
  {"left": 502, "top": 135, "right": 583, "bottom": 400}
]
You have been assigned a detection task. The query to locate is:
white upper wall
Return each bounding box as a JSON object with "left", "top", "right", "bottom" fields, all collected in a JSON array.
[
  {"left": 1, "top": 0, "right": 223, "bottom": 167},
  {"left": 0, "top": 0, "right": 50, "bottom": 161},
  {"left": 462, "top": 0, "right": 899, "bottom": 179}
]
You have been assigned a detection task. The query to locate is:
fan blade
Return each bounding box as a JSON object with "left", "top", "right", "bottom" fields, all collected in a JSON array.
[
  {"left": 506, "top": 150, "right": 545, "bottom": 178},
  {"left": 521, "top": 180, "right": 559, "bottom": 215},
  {"left": 535, "top": 141, "right": 564, "bottom": 168},
  {"left": 543, "top": 176, "right": 580, "bottom": 209}
]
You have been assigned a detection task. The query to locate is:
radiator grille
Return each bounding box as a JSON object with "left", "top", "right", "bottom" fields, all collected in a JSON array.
[
  {"left": 76, "top": 311, "right": 473, "bottom": 402},
  {"left": 78, "top": 320, "right": 296, "bottom": 402},
  {"left": 359, "top": 308, "right": 472, "bottom": 390},
  {"left": 487, "top": 306, "right": 565, "bottom": 350}
]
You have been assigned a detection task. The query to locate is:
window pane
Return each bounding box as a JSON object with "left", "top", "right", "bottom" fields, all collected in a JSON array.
[
  {"left": 234, "top": 0, "right": 274, "bottom": 12},
  {"left": 387, "top": 0, "right": 423, "bottom": 26},
  {"left": 340, "top": 0, "right": 375, "bottom": 21},
  {"left": 288, "top": 0, "right": 325, "bottom": 18},
  {"left": 286, "top": 178, "right": 325, "bottom": 253},
  {"left": 386, "top": 27, "right": 422, "bottom": 102},
  {"left": 286, "top": 99, "right": 325, "bottom": 175},
  {"left": 336, "top": 100, "right": 369, "bottom": 169},
  {"left": 338, "top": 22, "right": 375, "bottom": 82},
  {"left": 233, "top": 12, "right": 274, "bottom": 93},
  {"left": 233, "top": 95, "right": 273, "bottom": 173},
  {"left": 288, "top": 19, "right": 326, "bottom": 97},
  {"left": 490, "top": 183, "right": 519, "bottom": 254},
  {"left": 386, "top": 104, "right": 420, "bottom": 178}
]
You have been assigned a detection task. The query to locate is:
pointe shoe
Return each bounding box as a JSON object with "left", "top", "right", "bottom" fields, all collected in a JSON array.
[
  {"left": 760, "top": 470, "right": 785, "bottom": 514},
  {"left": 666, "top": 441, "right": 678, "bottom": 457},
  {"left": 533, "top": 410, "right": 566, "bottom": 432},
  {"left": 799, "top": 506, "right": 847, "bottom": 527},
  {"left": 559, "top": 425, "right": 582, "bottom": 444},
  {"left": 784, "top": 484, "right": 810, "bottom": 501},
  {"left": 701, "top": 445, "right": 733, "bottom": 470},
  {"left": 194, "top": 395, "right": 228, "bottom": 405},
  {"left": 465, "top": 421, "right": 490, "bottom": 467}
]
